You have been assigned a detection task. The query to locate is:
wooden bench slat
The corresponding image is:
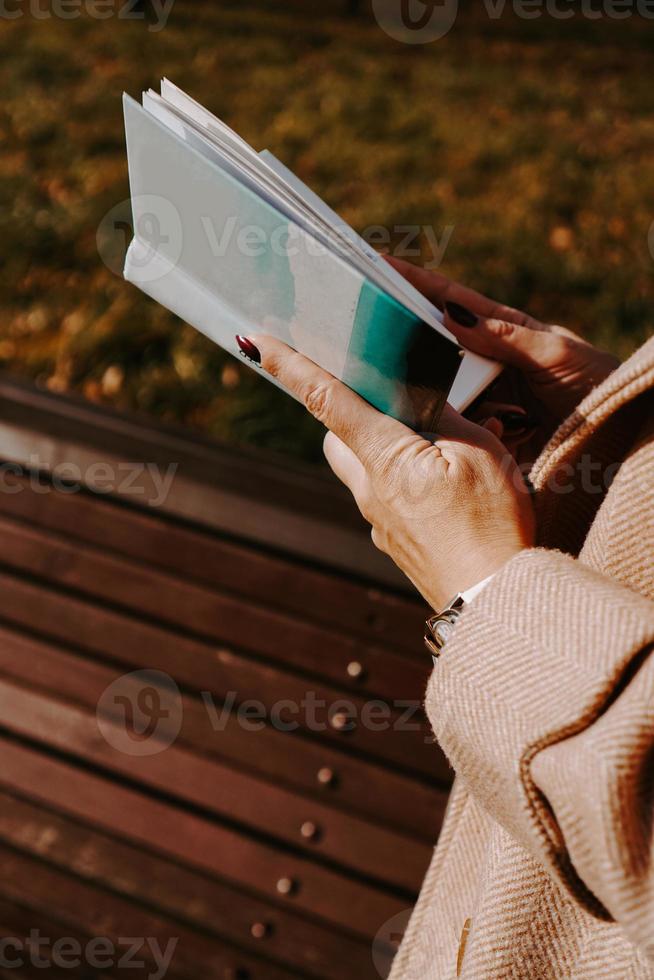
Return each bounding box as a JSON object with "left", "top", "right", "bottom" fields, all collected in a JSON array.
[
  {"left": 0, "top": 845, "right": 302, "bottom": 979},
  {"left": 0, "top": 384, "right": 446, "bottom": 980},
  {"left": 0, "top": 476, "right": 424, "bottom": 654},
  {"left": 0, "top": 896, "right": 179, "bottom": 979},
  {"left": 0, "top": 514, "right": 427, "bottom": 703},
  {"left": 0, "top": 573, "right": 448, "bottom": 781},
  {"left": 0, "top": 738, "right": 406, "bottom": 939},
  {"left": 0, "top": 624, "right": 448, "bottom": 840},
  {"left": 0, "top": 791, "right": 380, "bottom": 979},
  {"left": 0, "top": 677, "right": 431, "bottom": 893}
]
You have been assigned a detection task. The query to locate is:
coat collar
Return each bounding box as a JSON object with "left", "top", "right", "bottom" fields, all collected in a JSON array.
[{"left": 531, "top": 334, "right": 654, "bottom": 491}]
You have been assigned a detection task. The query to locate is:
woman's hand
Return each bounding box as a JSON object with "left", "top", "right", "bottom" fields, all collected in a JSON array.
[
  {"left": 246, "top": 334, "right": 535, "bottom": 610},
  {"left": 387, "top": 257, "right": 620, "bottom": 426}
]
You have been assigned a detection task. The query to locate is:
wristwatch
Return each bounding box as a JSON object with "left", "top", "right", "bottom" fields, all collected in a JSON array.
[
  {"left": 424, "top": 594, "right": 466, "bottom": 658},
  {"left": 424, "top": 574, "right": 496, "bottom": 659}
]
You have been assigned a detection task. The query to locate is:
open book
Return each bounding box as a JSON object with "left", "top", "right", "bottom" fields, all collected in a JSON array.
[{"left": 123, "top": 81, "right": 500, "bottom": 430}]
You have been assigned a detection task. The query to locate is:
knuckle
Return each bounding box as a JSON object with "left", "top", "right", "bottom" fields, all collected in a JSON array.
[
  {"left": 489, "top": 302, "right": 531, "bottom": 328},
  {"left": 486, "top": 318, "right": 518, "bottom": 340},
  {"left": 303, "top": 381, "right": 334, "bottom": 423},
  {"left": 371, "top": 445, "right": 395, "bottom": 481},
  {"left": 263, "top": 352, "right": 283, "bottom": 379},
  {"left": 374, "top": 433, "right": 413, "bottom": 478}
]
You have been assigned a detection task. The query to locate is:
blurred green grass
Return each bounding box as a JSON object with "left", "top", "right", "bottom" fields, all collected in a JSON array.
[{"left": 1, "top": 1, "right": 654, "bottom": 461}]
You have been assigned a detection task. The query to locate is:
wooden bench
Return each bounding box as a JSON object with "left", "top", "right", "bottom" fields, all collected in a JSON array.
[{"left": 0, "top": 377, "right": 452, "bottom": 979}]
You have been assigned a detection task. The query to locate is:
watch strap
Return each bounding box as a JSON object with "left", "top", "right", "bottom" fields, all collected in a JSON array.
[{"left": 424, "top": 594, "right": 466, "bottom": 659}]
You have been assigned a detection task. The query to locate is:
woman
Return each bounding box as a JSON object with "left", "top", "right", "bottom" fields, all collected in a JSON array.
[{"left": 237, "top": 258, "right": 654, "bottom": 979}]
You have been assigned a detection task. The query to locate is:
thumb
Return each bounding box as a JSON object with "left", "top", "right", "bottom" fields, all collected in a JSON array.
[
  {"left": 434, "top": 402, "right": 498, "bottom": 446},
  {"left": 443, "top": 303, "right": 563, "bottom": 372},
  {"left": 431, "top": 404, "right": 513, "bottom": 460}
]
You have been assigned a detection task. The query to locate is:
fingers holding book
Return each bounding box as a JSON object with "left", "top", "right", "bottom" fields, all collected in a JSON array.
[
  {"left": 239, "top": 333, "right": 534, "bottom": 609},
  {"left": 386, "top": 254, "right": 619, "bottom": 423},
  {"left": 243, "top": 333, "right": 414, "bottom": 473}
]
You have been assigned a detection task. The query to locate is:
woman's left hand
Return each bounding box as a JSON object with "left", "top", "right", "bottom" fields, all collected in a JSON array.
[{"left": 247, "top": 335, "right": 536, "bottom": 610}]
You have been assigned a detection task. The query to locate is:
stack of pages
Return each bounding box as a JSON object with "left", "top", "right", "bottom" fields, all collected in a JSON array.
[{"left": 123, "top": 80, "right": 499, "bottom": 429}]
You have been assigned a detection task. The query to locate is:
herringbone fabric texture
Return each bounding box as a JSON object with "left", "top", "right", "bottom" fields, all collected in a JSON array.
[{"left": 389, "top": 337, "right": 654, "bottom": 979}]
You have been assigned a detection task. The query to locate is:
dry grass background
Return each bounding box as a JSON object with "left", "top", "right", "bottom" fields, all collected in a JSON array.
[{"left": 2, "top": 1, "right": 654, "bottom": 460}]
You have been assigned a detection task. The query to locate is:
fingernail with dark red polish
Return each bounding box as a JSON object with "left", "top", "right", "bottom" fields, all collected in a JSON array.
[
  {"left": 236, "top": 335, "right": 261, "bottom": 364},
  {"left": 445, "top": 302, "right": 478, "bottom": 328}
]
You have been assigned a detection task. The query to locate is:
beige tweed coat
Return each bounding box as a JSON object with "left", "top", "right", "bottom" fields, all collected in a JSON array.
[{"left": 390, "top": 336, "right": 654, "bottom": 979}]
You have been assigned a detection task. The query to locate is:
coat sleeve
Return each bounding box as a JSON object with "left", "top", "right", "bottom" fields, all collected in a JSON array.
[{"left": 427, "top": 548, "right": 654, "bottom": 958}]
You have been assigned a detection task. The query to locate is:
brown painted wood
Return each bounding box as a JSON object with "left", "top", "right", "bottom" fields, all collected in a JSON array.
[
  {"left": 0, "top": 897, "right": 173, "bottom": 979},
  {"left": 0, "top": 677, "right": 431, "bottom": 892},
  {"left": 0, "top": 375, "right": 409, "bottom": 588},
  {"left": 0, "top": 379, "right": 453, "bottom": 980},
  {"left": 0, "top": 624, "right": 449, "bottom": 840},
  {"left": 0, "top": 791, "right": 381, "bottom": 979},
  {"left": 0, "top": 474, "right": 425, "bottom": 654},
  {"left": 0, "top": 737, "right": 407, "bottom": 940},
  {"left": 0, "top": 513, "right": 427, "bottom": 703},
  {"left": 0, "top": 844, "right": 302, "bottom": 979},
  {"left": 0, "top": 572, "right": 448, "bottom": 781}
]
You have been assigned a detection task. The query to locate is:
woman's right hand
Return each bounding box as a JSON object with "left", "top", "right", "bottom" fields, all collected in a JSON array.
[{"left": 387, "top": 256, "right": 620, "bottom": 426}]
